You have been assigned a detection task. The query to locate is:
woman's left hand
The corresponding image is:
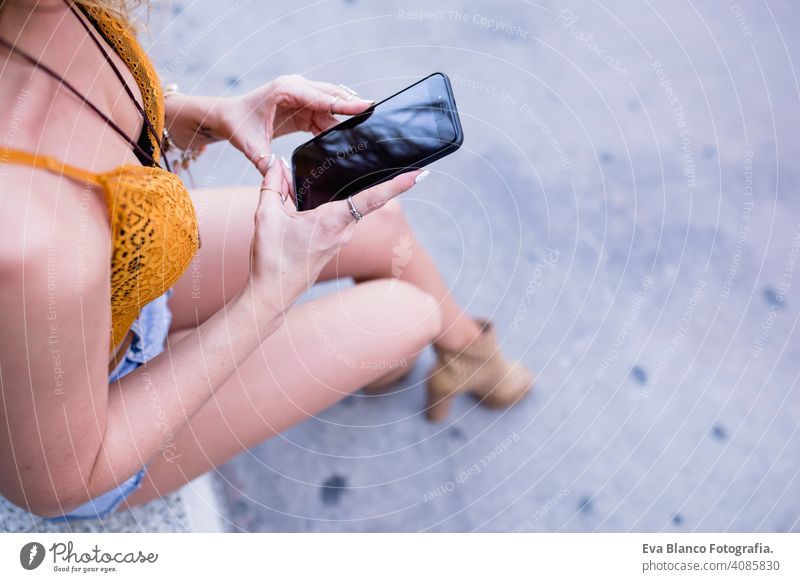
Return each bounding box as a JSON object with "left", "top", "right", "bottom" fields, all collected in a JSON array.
[
  {"left": 220, "top": 75, "right": 375, "bottom": 174},
  {"left": 164, "top": 76, "right": 373, "bottom": 174}
]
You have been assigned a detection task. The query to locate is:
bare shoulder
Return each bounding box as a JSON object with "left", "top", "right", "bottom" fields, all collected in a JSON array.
[{"left": 0, "top": 165, "right": 110, "bottom": 296}]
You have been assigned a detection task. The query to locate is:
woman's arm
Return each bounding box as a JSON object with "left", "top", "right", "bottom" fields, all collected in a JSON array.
[
  {"left": 162, "top": 92, "right": 227, "bottom": 152},
  {"left": 0, "top": 161, "right": 421, "bottom": 518},
  {"left": 0, "top": 171, "right": 112, "bottom": 516},
  {"left": 0, "top": 171, "right": 282, "bottom": 517}
]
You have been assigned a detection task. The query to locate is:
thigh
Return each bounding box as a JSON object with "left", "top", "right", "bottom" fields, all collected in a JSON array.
[
  {"left": 168, "top": 187, "right": 409, "bottom": 331},
  {"left": 123, "top": 279, "right": 441, "bottom": 507},
  {"left": 168, "top": 186, "right": 257, "bottom": 331}
]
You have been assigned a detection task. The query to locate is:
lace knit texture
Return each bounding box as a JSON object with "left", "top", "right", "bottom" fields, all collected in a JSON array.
[
  {"left": 99, "top": 166, "right": 199, "bottom": 351},
  {"left": 82, "top": 6, "right": 199, "bottom": 351},
  {"left": 1, "top": 7, "right": 199, "bottom": 352}
]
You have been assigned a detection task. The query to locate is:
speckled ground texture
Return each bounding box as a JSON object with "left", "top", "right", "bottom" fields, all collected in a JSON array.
[{"left": 145, "top": 0, "right": 799, "bottom": 532}]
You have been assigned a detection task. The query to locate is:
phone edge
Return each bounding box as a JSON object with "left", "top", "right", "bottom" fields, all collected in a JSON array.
[{"left": 291, "top": 72, "right": 464, "bottom": 210}]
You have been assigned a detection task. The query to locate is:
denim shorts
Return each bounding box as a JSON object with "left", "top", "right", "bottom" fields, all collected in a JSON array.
[{"left": 45, "top": 289, "right": 174, "bottom": 522}]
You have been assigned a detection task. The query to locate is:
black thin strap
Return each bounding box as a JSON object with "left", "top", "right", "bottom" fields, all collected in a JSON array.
[
  {"left": 0, "top": 37, "right": 160, "bottom": 167},
  {"left": 64, "top": 0, "right": 171, "bottom": 172}
]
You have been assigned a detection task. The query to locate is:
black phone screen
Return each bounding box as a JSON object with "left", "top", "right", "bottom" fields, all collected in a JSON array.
[{"left": 292, "top": 73, "right": 461, "bottom": 211}]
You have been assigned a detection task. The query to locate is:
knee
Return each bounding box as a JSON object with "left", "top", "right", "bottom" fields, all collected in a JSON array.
[
  {"left": 358, "top": 279, "right": 442, "bottom": 343},
  {"left": 368, "top": 198, "right": 408, "bottom": 238}
]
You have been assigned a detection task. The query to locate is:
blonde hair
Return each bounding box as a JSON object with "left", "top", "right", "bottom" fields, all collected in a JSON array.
[
  {"left": 0, "top": 1, "right": 153, "bottom": 36},
  {"left": 75, "top": 0, "right": 150, "bottom": 28}
]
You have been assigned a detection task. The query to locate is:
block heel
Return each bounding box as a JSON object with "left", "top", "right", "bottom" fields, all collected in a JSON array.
[{"left": 424, "top": 319, "right": 534, "bottom": 422}]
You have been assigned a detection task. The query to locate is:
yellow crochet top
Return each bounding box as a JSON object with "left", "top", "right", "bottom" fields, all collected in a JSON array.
[{"left": 2, "top": 6, "right": 200, "bottom": 354}]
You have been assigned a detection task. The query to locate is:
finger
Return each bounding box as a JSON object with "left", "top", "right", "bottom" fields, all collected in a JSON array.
[
  {"left": 310, "top": 112, "right": 339, "bottom": 134},
  {"left": 339, "top": 169, "right": 427, "bottom": 221},
  {"left": 329, "top": 93, "right": 375, "bottom": 116},
  {"left": 258, "top": 159, "right": 290, "bottom": 210},
  {"left": 292, "top": 82, "right": 375, "bottom": 116},
  {"left": 258, "top": 160, "right": 284, "bottom": 201},
  {"left": 308, "top": 80, "right": 365, "bottom": 103},
  {"left": 308, "top": 80, "right": 356, "bottom": 100},
  {"left": 252, "top": 150, "right": 275, "bottom": 176},
  {"left": 231, "top": 128, "right": 273, "bottom": 175},
  {"left": 337, "top": 83, "right": 361, "bottom": 98}
]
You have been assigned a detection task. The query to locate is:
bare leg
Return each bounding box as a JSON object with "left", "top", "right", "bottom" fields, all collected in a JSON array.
[
  {"left": 168, "top": 188, "right": 481, "bottom": 352},
  {"left": 317, "top": 199, "right": 482, "bottom": 351},
  {"left": 121, "top": 279, "right": 442, "bottom": 508}
]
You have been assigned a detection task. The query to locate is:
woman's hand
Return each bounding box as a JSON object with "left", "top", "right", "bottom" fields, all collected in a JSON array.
[
  {"left": 240, "top": 158, "right": 425, "bottom": 315},
  {"left": 221, "top": 75, "right": 375, "bottom": 174},
  {"left": 164, "top": 76, "right": 373, "bottom": 174}
]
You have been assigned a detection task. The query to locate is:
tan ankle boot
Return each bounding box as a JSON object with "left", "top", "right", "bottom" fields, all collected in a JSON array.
[{"left": 426, "top": 319, "right": 534, "bottom": 422}]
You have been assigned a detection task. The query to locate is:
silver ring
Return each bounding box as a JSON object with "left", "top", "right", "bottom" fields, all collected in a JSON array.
[
  {"left": 346, "top": 196, "right": 363, "bottom": 221},
  {"left": 328, "top": 95, "right": 341, "bottom": 115},
  {"left": 261, "top": 186, "right": 287, "bottom": 204}
]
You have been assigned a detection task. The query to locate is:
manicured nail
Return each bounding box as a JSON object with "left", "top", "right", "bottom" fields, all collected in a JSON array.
[
  {"left": 361, "top": 98, "right": 376, "bottom": 104},
  {"left": 260, "top": 153, "right": 275, "bottom": 168},
  {"left": 280, "top": 156, "right": 291, "bottom": 170},
  {"left": 414, "top": 170, "right": 430, "bottom": 184}
]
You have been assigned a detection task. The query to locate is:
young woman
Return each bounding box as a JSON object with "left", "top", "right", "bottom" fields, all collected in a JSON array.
[{"left": 0, "top": 0, "right": 533, "bottom": 522}]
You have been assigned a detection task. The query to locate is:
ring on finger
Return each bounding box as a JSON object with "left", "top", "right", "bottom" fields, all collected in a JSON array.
[
  {"left": 261, "top": 186, "right": 288, "bottom": 204},
  {"left": 328, "top": 95, "right": 341, "bottom": 115},
  {"left": 346, "top": 196, "right": 363, "bottom": 222}
]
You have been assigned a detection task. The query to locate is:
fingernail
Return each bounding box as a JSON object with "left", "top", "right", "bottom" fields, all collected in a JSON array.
[
  {"left": 345, "top": 94, "right": 355, "bottom": 101},
  {"left": 361, "top": 98, "right": 376, "bottom": 104},
  {"left": 414, "top": 170, "right": 430, "bottom": 184},
  {"left": 264, "top": 154, "right": 276, "bottom": 168},
  {"left": 280, "top": 156, "right": 291, "bottom": 170}
]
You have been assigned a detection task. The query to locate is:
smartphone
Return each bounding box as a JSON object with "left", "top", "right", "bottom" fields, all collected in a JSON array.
[{"left": 291, "top": 72, "right": 464, "bottom": 211}]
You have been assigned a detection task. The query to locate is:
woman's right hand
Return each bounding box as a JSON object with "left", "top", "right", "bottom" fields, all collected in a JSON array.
[{"left": 241, "top": 159, "right": 426, "bottom": 316}]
